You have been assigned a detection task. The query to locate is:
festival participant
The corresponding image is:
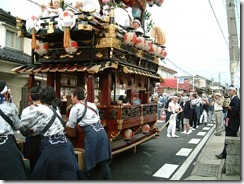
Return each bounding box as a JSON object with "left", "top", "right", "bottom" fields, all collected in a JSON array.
[
  {"left": 215, "top": 86, "right": 240, "bottom": 159},
  {"left": 199, "top": 97, "right": 209, "bottom": 125},
  {"left": 181, "top": 94, "right": 193, "bottom": 134},
  {"left": 0, "top": 80, "right": 29, "bottom": 180},
  {"left": 20, "top": 86, "right": 43, "bottom": 174},
  {"left": 20, "top": 86, "right": 85, "bottom": 180},
  {"left": 166, "top": 95, "right": 183, "bottom": 138},
  {"left": 213, "top": 93, "right": 223, "bottom": 136},
  {"left": 73, "top": 0, "right": 100, "bottom": 15},
  {"left": 66, "top": 87, "right": 112, "bottom": 180},
  {"left": 40, "top": 0, "right": 63, "bottom": 17},
  {"left": 190, "top": 93, "right": 200, "bottom": 130},
  {"left": 132, "top": 19, "right": 144, "bottom": 34}
]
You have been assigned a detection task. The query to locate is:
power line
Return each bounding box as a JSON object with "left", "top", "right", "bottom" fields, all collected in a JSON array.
[
  {"left": 164, "top": 58, "right": 194, "bottom": 76},
  {"left": 208, "top": 0, "right": 229, "bottom": 48}
]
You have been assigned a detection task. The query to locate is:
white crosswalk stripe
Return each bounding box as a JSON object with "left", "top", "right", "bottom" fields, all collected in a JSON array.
[
  {"left": 176, "top": 148, "right": 192, "bottom": 156},
  {"left": 153, "top": 164, "right": 179, "bottom": 178}
]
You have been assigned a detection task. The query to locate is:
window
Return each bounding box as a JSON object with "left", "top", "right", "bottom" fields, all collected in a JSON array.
[{"left": 5, "top": 30, "right": 23, "bottom": 50}]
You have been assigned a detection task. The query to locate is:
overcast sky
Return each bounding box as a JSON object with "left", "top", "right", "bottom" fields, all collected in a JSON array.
[
  {"left": 147, "top": 0, "right": 240, "bottom": 86},
  {"left": 0, "top": 0, "right": 240, "bottom": 86}
]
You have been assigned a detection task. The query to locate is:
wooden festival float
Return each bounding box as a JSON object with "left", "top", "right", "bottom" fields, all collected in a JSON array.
[{"left": 12, "top": 0, "right": 167, "bottom": 155}]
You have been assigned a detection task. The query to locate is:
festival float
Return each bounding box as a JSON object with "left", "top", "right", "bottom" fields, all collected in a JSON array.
[{"left": 12, "top": 0, "right": 167, "bottom": 156}]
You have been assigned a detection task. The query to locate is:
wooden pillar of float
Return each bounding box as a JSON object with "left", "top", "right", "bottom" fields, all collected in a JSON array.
[
  {"left": 27, "top": 74, "right": 35, "bottom": 105},
  {"left": 100, "top": 72, "right": 112, "bottom": 105},
  {"left": 87, "top": 74, "right": 94, "bottom": 102}
]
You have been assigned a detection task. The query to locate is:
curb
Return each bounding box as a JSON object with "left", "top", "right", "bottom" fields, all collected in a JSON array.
[{"left": 217, "top": 158, "right": 225, "bottom": 180}]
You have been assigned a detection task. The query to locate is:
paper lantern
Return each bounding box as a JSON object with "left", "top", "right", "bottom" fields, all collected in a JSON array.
[
  {"left": 58, "top": 10, "right": 76, "bottom": 30},
  {"left": 124, "top": 32, "right": 137, "bottom": 45},
  {"left": 64, "top": 40, "right": 78, "bottom": 54},
  {"left": 141, "top": 124, "right": 150, "bottom": 134},
  {"left": 156, "top": 46, "right": 162, "bottom": 57},
  {"left": 135, "top": 36, "right": 145, "bottom": 50},
  {"left": 58, "top": 11, "right": 76, "bottom": 48},
  {"left": 25, "top": 15, "right": 40, "bottom": 34},
  {"left": 149, "top": 43, "right": 157, "bottom": 54},
  {"left": 161, "top": 49, "right": 167, "bottom": 58},
  {"left": 122, "top": 129, "right": 133, "bottom": 140},
  {"left": 35, "top": 42, "right": 48, "bottom": 55},
  {"left": 144, "top": 40, "right": 152, "bottom": 52}
]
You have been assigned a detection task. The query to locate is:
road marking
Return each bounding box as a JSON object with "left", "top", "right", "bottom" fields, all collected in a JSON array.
[
  {"left": 143, "top": 151, "right": 152, "bottom": 157},
  {"left": 202, "top": 127, "right": 211, "bottom": 130},
  {"left": 197, "top": 132, "right": 207, "bottom": 136},
  {"left": 188, "top": 138, "right": 201, "bottom": 144},
  {"left": 170, "top": 124, "right": 215, "bottom": 180},
  {"left": 176, "top": 148, "right": 192, "bottom": 156},
  {"left": 153, "top": 164, "right": 179, "bottom": 178},
  {"left": 207, "top": 123, "right": 214, "bottom": 126}
]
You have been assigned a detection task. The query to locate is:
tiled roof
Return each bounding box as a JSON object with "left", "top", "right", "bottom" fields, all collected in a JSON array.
[
  {"left": 0, "top": 47, "right": 31, "bottom": 64},
  {"left": 0, "top": 9, "right": 16, "bottom": 27}
]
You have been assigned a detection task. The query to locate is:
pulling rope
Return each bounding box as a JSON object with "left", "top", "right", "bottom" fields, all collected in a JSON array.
[{"left": 157, "top": 111, "right": 182, "bottom": 132}]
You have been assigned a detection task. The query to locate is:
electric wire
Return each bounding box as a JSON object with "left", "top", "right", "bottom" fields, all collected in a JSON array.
[{"left": 208, "top": 0, "right": 229, "bottom": 48}]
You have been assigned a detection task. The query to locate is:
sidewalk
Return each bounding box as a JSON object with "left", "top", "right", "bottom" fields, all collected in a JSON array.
[{"left": 185, "top": 127, "right": 241, "bottom": 181}]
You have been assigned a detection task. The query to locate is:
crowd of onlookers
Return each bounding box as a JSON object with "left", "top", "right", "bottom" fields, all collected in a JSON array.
[
  {"left": 155, "top": 91, "right": 231, "bottom": 138},
  {"left": 154, "top": 86, "right": 240, "bottom": 161}
]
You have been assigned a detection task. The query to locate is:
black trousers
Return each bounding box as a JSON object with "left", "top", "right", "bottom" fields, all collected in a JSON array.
[
  {"left": 86, "top": 160, "right": 111, "bottom": 180},
  {"left": 29, "top": 135, "right": 41, "bottom": 172}
]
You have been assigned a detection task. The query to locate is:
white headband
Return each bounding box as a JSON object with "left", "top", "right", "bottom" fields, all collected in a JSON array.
[
  {"left": 229, "top": 87, "right": 236, "bottom": 91},
  {"left": 133, "top": 19, "right": 141, "bottom": 26},
  {"left": 0, "top": 86, "right": 8, "bottom": 94}
]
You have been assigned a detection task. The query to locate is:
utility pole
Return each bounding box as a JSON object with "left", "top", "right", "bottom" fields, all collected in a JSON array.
[{"left": 225, "top": 0, "right": 240, "bottom": 85}]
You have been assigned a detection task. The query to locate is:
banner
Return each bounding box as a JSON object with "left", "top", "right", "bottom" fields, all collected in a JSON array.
[{"left": 178, "top": 77, "right": 184, "bottom": 84}]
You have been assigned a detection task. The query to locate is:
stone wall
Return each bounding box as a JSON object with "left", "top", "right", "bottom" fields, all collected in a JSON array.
[{"left": 225, "top": 134, "right": 241, "bottom": 175}]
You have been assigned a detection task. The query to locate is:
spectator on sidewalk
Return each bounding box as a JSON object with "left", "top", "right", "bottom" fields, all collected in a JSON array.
[
  {"left": 207, "top": 95, "right": 214, "bottom": 123},
  {"left": 213, "top": 93, "right": 223, "bottom": 136},
  {"left": 181, "top": 94, "right": 193, "bottom": 134},
  {"left": 215, "top": 86, "right": 240, "bottom": 159},
  {"left": 157, "top": 93, "right": 167, "bottom": 120},
  {"left": 176, "top": 91, "right": 184, "bottom": 131},
  {"left": 199, "top": 97, "right": 209, "bottom": 125},
  {"left": 190, "top": 93, "right": 200, "bottom": 129}
]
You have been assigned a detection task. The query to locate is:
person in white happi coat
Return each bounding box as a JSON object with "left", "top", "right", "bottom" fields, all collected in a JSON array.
[
  {"left": 167, "top": 95, "right": 183, "bottom": 138},
  {"left": 20, "top": 86, "right": 86, "bottom": 180},
  {"left": 40, "top": 0, "right": 63, "bottom": 17},
  {"left": 0, "top": 80, "right": 29, "bottom": 180},
  {"left": 66, "top": 87, "right": 112, "bottom": 180},
  {"left": 20, "top": 86, "right": 43, "bottom": 174}
]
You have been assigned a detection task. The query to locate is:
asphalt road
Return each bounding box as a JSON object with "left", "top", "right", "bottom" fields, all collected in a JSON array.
[{"left": 109, "top": 121, "right": 215, "bottom": 181}]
